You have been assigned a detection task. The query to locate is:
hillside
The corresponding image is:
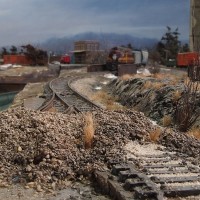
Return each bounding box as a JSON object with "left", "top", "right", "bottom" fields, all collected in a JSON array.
[{"left": 39, "top": 32, "right": 158, "bottom": 54}]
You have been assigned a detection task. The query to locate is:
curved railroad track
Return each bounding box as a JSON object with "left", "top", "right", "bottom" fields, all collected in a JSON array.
[{"left": 38, "top": 76, "right": 101, "bottom": 113}]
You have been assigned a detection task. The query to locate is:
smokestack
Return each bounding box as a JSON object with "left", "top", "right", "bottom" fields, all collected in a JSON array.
[{"left": 190, "top": 0, "right": 200, "bottom": 51}]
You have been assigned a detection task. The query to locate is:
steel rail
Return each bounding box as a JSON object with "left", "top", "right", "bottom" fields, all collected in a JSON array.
[
  {"left": 67, "top": 76, "right": 102, "bottom": 110},
  {"left": 38, "top": 76, "right": 101, "bottom": 113}
]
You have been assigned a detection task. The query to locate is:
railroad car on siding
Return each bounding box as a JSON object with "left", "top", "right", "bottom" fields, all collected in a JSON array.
[{"left": 177, "top": 52, "right": 199, "bottom": 67}]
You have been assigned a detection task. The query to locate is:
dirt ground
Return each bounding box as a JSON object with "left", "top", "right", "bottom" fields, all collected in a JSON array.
[{"left": 0, "top": 66, "right": 48, "bottom": 76}]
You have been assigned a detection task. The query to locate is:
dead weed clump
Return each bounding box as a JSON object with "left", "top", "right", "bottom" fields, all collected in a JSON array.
[
  {"left": 143, "top": 81, "right": 164, "bottom": 90},
  {"left": 143, "top": 81, "right": 153, "bottom": 89},
  {"left": 188, "top": 128, "right": 200, "bottom": 140},
  {"left": 149, "top": 128, "right": 162, "bottom": 143},
  {"left": 152, "top": 82, "right": 164, "bottom": 90},
  {"left": 174, "top": 80, "right": 200, "bottom": 132},
  {"left": 83, "top": 112, "right": 95, "bottom": 149},
  {"left": 172, "top": 90, "right": 182, "bottom": 102},
  {"left": 152, "top": 73, "right": 165, "bottom": 79},
  {"left": 132, "top": 74, "right": 147, "bottom": 79},
  {"left": 184, "top": 78, "right": 200, "bottom": 91},
  {"left": 92, "top": 91, "right": 123, "bottom": 110},
  {"left": 162, "top": 115, "right": 172, "bottom": 127},
  {"left": 120, "top": 74, "right": 134, "bottom": 81}
]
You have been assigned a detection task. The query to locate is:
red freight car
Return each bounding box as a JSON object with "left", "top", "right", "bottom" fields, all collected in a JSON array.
[
  {"left": 3, "top": 55, "right": 33, "bottom": 65},
  {"left": 177, "top": 52, "right": 199, "bottom": 67},
  {"left": 60, "top": 54, "right": 70, "bottom": 64}
]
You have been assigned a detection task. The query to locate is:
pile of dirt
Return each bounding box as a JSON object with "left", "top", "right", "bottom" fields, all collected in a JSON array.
[{"left": 0, "top": 108, "right": 156, "bottom": 191}]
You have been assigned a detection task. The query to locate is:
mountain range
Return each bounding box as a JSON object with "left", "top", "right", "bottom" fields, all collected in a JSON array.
[{"left": 39, "top": 32, "right": 159, "bottom": 54}]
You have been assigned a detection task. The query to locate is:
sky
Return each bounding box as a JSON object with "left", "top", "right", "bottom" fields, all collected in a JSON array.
[{"left": 0, "top": 0, "right": 190, "bottom": 46}]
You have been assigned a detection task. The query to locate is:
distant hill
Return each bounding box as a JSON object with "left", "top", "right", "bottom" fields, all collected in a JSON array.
[{"left": 39, "top": 32, "right": 158, "bottom": 54}]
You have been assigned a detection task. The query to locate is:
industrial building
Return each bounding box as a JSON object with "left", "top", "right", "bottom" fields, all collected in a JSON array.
[{"left": 73, "top": 40, "right": 100, "bottom": 64}]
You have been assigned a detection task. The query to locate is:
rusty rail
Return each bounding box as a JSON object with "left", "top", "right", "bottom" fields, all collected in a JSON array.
[{"left": 38, "top": 76, "right": 101, "bottom": 113}]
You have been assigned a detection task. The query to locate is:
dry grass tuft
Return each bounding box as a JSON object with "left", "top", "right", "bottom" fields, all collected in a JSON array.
[
  {"left": 120, "top": 74, "right": 134, "bottom": 81},
  {"left": 152, "top": 73, "right": 165, "bottom": 79},
  {"left": 172, "top": 90, "right": 182, "bottom": 102},
  {"left": 149, "top": 128, "right": 162, "bottom": 143},
  {"left": 106, "top": 102, "right": 124, "bottom": 110},
  {"left": 162, "top": 115, "right": 172, "bottom": 127},
  {"left": 183, "top": 77, "right": 200, "bottom": 91},
  {"left": 143, "top": 81, "right": 153, "bottom": 89},
  {"left": 132, "top": 74, "right": 147, "bottom": 79},
  {"left": 170, "top": 79, "right": 179, "bottom": 86},
  {"left": 143, "top": 81, "right": 164, "bottom": 90},
  {"left": 48, "top": 107, "right": 57, "bottom": 112},
  {"left": 152, "top": 82, "right": 164, "bottom": 90},
  {"left": 188, "top": 128, "right": 200, "bottom": 140},
  {"left": 92, "top": 91, "right": 108, "bottom": 101},
  {"left": 83, "top": 112, "right": 95, "bottom": 149},
  {"left": 92, "top": 91, "right": 123, "bottom": 110}
]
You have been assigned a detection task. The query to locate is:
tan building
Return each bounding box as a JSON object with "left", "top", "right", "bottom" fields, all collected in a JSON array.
[
  {"left": 190, "top": 0, "right": 200, "bottom": 51},
  {"left": 73, "top": 40, "right": 100, "bottom": 64}
]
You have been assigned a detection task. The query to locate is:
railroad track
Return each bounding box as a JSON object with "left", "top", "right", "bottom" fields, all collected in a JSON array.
[
  {"left": 95, "top": 144, "right": 200, "bottom": 200},
  {"left": 39, "top": 76, "right": 101, "bottom": 113}
]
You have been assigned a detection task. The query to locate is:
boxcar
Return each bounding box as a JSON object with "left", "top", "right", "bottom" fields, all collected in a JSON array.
[{"left": 177, "top": 52, "right": 199, "bottom": 67}]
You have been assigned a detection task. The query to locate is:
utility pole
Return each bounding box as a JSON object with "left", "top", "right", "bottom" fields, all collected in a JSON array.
[{"left": 190, "top": 0, "right": 200, "bottom": 51}]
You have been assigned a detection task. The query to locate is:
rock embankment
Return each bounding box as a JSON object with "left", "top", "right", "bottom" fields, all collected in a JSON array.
[
  {"left": 0, "top": 108, "right": 155, "bottom": 191},
  {"left": 108, "top": 76, "right": 200, "bottom": 125}
]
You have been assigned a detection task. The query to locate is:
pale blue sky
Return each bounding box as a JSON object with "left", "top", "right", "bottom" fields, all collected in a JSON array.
[{"left": 0, "top": 0, "right": 190, "bottom": 46}]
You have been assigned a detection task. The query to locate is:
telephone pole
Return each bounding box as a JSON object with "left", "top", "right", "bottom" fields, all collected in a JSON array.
[{"left": 190, "top": 0, "right": 200, "bottom": 51}]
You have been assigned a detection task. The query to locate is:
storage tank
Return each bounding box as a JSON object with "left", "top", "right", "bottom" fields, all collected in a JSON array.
[
  {"left": 132, "top": 51, "right": 142, "bottom": 65},
  {"left": 141, "top": 50, "right": 149, "bottom": 65}
]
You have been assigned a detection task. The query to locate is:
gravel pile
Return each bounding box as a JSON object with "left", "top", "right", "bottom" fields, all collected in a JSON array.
[
  {"left": 159, "top": 129, "right": 200, "bottom": 161},
  {"left": 0, "top": 108, "right": 155, "bottom": 191}
]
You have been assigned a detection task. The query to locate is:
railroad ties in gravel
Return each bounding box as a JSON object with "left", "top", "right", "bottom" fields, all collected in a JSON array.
[{"left": 95, "top": 141, "right": 200, "bottom": 200}]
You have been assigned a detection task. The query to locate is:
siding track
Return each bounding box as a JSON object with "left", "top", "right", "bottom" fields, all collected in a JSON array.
[{"left": 39, "top": 76, "right": 101, "bottom": 113}]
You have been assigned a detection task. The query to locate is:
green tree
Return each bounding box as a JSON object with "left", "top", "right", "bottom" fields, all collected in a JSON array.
[
  {"left": 21, "top": 44, "right": 47, "bottom": 65},
  {"left": 10, "top": 45, "right": 17, "bottom": 54},
  {"left": 181, "top": 43, "right": 190, "bottom": 52},
  {"left": 157, "top": 26, "right": 181, "bottom": 62},
  {"left": 1, "top": 47, "right": 9, "bottom": 56},
  {"left": 127, "top": 43, "right": 133, "bottom": 50}
]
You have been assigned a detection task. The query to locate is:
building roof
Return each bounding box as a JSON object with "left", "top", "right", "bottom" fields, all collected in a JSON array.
[
  {"left": 74, "top": 40, "right": 99, "bottom": 44},
  {"left": 70, "top": 50, "right": 87, "bottom": 53}
]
